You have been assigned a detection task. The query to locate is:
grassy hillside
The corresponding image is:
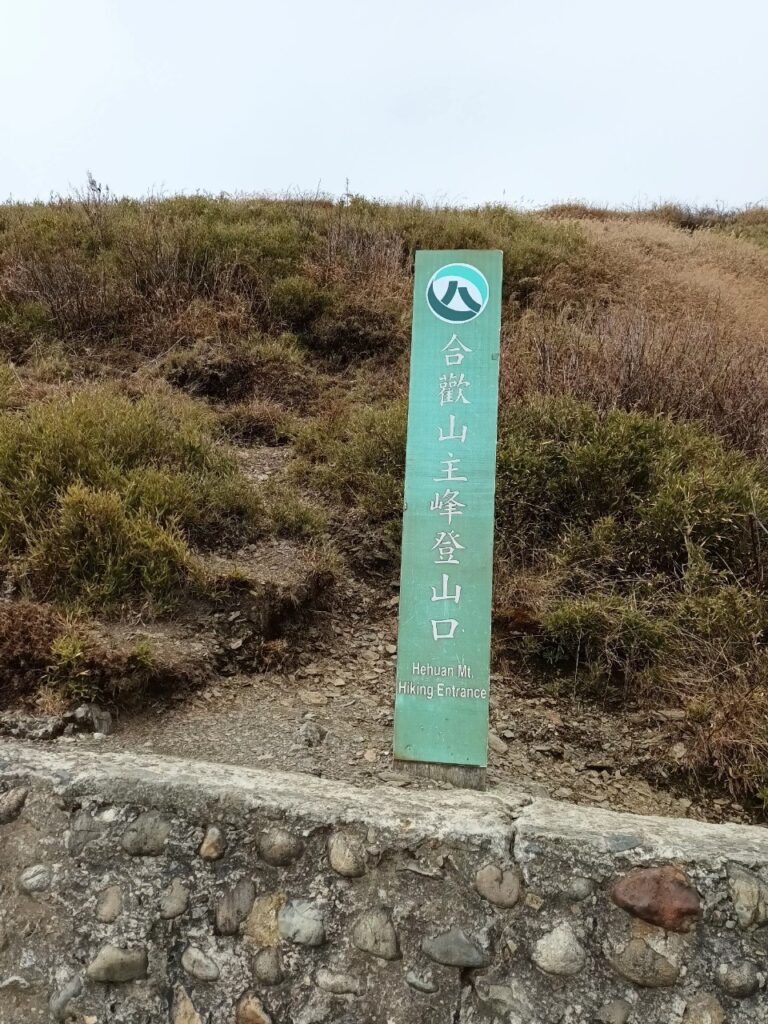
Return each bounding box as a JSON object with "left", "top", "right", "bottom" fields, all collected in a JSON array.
[{"left": 2, "top": 185, "right": 768, "bottom": 800}]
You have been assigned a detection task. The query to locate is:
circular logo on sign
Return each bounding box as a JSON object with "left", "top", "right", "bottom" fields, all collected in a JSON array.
[{"left": 426, "top": 263, "right": 490, "bottom": 323}]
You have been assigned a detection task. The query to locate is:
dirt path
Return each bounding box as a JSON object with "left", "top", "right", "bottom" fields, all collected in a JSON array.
[
  {"left": 57, "top": 443, "right": 760, "bottom": 826},
  {"left": 72, "top": 575, "right": 760, "bottom": 827}
]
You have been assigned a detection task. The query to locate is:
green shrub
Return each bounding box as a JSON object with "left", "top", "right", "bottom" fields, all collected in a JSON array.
[
  {"left": 218, "top": 399, "right": 297, "bottom": 445},
  {"left": 496, "top": 398, "right": 768, "bottom": 581},
  {"left": 270, "top": 275, "right": 330, "bottom": 329},
  {"left": 0, "top": 385, "right": 263, "bottom": 606},
  {"left": 164, "top": 333, "right": 323, "bottom": 410},
  {"left": 295, "top": 400, "right": 406, "bottom": 517},
  {"left": 265, "top": 481, "right": 329, "bottom": 538},
  {"left": 0, "top": 362, "right": 18, "bottom": 408},
  {"left": 293, "top": 400, "right": 406, "bottom": 563},
  {"left": 0, "top": 597, "right": 207, "bottom": 707},
  {"left": 164, "top": 337, "right": 266, "bottom": 401},
  {"left": 540, "top": 595, "right": 668, "bottom": 682},
  {"left": 305, "top": 300, "right": 405, "bottom": 363},
  {"left": 488, "top": 396, "right": 768, "bottom": 792},
  {"left": 671, "top": 569, "right": 766, "bottom": 665},
  {"left": 28, "top": 483, "right": 199, "bottom": 609},
  {"left": 0, "top": 600, "right": 62, "bottom": 701}
]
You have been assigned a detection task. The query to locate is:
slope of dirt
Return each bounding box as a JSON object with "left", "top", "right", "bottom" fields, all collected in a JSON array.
[{"left": 72, "top": 574, "right": 760, "bottom": 826}]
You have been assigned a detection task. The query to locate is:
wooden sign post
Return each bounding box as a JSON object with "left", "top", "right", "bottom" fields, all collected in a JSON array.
[{"left": 393, "top": 250, "right": 503, "bottom": 790}]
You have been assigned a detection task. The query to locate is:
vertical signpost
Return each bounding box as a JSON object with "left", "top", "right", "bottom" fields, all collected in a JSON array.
[{"left": 393, "top": 250, "right": 503, "bottom": 789}]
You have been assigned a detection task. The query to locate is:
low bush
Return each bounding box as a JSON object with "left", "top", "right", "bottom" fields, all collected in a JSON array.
[
  {"left": 295, "top": 400, "right": 406, "bottom": 516},
  {"left": 493, "top": 398, "right": 768, "bottom": 794},
  {"left": 0, "top": 600, "right": 62, "bottom": 702},
  {"left": 218, "top": 399, "right": 297, "bottom": 445},
  {"left": 539, "top": 595, "right": 668, "bottom": 684},
  {"left": 270, "top": 275, "right": 330, "bottom": 330},
  {"left": 164, "top": 333, "right": 323, "bottom": 410},
  {"left": 164, "top": 337, "right": 268, "bottom": 401},
  {"left": 0, "top": 362, "right": 18, "bottom": 408},
  {"left": 294, "top": 400, "right": 407, "bottom": 563},
  {"left": 0, "top": 385, "right": 263, "bottom": 608},
  {"left": 302, "top": 298, "right": 406, "bottom": 364},
  {"left": 495, "top": 398, "right": 768, "bottom": 579},
  {"left": 27, "top": 483, "right": 199, "bottom": 608}
]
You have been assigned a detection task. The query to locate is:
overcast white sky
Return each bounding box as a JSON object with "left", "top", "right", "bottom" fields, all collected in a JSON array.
[{"left": 1, "top": 0, "right": 766, "bottom": 208}]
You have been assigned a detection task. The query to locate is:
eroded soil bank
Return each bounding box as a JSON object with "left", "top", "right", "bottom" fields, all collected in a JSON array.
[{"left": 63, "top": 576, "right": 762, "bottom": 827}]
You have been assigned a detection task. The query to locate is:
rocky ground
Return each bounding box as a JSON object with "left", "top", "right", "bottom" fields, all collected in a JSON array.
[
  {"left": 1, "top": 442, "right": 762, "bottom": 828},
  {"left": 50, "top": 573, "right": 760, "bottom": 828}
]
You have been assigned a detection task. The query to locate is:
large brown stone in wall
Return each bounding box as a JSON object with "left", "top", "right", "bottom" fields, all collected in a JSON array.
[{"left": 611, "top": 866, "right": 700, "bottom": 932}]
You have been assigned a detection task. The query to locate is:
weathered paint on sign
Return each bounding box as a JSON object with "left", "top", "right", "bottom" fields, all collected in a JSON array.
[{"left": 394, "top": 250, "right": 503, "bottom": 767}]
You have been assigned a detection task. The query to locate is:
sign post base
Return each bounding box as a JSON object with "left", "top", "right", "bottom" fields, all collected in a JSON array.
[{"left": 393, "top": 759, "right": 486, "bottom": 791}]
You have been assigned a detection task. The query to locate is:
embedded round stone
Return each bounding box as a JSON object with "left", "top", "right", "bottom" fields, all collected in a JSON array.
[
  {"left": 475, "top": 864, "right": 522, "bottom": 908},
  {"left": 422, "top": 928, "right": 489, "bottom": 968},
  {"left": 684, "top": 992, "right": 726, "bottom": 1024},
  {"left": 716, "top": 961, "right": 759, "bottom": 999},
  {"left": 611, "top": 866, "right": 700, "bottom": 933},
  {"left": 568, "top": 876, "right": 596, "bottom": 902},
  {"left": 96, "top": 885, "right": 123, "bottom": 923},
  {"left": 352, "top": 909, "right": 400, "bottom": 960},
  {"left": 531, "top": 924, "right": 586, "bottom": 976},
  {"left": 172, "top": 985, "right": 202, "bottom": 1024},
  {"left": 199, "top": 825, "right": 226, "bottom": 860},
  {"left": 236, "top": 992, "right": 273, "bottom": 1024},
  {"left": 181, "top": 945, "right": 220, "bottom": 982},
  {"left": 160, "top": 878, "right": 189, "bottom": 919},
  {"left": 610, "top": 933, "right": 682, "bottom": 988},
  {"left": 245, "top": 893, "right": 285, "bottom": 946},
  {"left": 316, "top": 969, "right": 363, "bottom": 995},
  {"left": 259, "top": 827, "right": 303, "bottom": 867},
  {"left": 253, "top": 947, "right": 283, "bottom": 986},
  {"left": 0, "top": 786, "right": 28, "bottom": 825},
  {"left": 18, "top": 864, "right": 52, "bottom": 894},
  {"left": 727, "top": 864, "right": 768, "bottom": 929},
  {"left": 67, "top": 810, "right": 106, "bottom": 856},
  {"left": 328, "top": 831, "right": 366, "bottom": 877},
  {"left": 121, "top": 811, "right": 170, "bottom": 856},
  {"left": 405, "top": 970, "right": 438, "bottom": 994},
  {"left": 49, "top": 975, "right": 84, "bottom": 1021},
  {"left": 215, "top": 878, "right": 256, "bottom": 935},
  {"left": 596, "top": 1000, "right": 632, "bottom": 1024},
  {"left": 86, "top": 944, "right": 148, "bottom": 983},
  {"left": 277, "top": 899, "right": 325, "bottom": 946}
]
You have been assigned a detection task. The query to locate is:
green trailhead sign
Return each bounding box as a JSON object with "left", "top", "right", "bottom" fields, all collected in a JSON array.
[{"left": 394, "top": 250, "right": 503, "bottom": 767}]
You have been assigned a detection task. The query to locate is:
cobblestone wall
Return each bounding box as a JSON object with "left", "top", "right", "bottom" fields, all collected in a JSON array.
[{"left": 1, "top": 744, "right": 767, "bottom": 1024}]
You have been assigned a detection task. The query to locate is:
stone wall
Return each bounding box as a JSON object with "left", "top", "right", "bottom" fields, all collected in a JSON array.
[{"left": 1, "top": 744, "right": 767, "bottom": 1024}]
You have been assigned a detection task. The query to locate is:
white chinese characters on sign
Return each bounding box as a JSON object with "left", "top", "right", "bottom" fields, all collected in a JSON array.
[
  {"left": 432, "top": 531, "right": 464, "bottom": 565},
  {"left": 439, "top": 415, "right": 467, "bottom": 443},
  {"left": 442, "top": 335, "right": 472, "bottom": 365},
  {"left": 439, "top": 372, "right": 470, "bottom": 406},
  {"left": 430, "top": 335, "right": 472, "bottom": 641}
]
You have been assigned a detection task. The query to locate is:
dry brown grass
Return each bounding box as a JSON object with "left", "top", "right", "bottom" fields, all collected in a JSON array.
[
  {"left": 497, "top": 212, "right": 768, "bottom": 458},
  {"left": 502, "top": 304, "right": 768, "bottom": 455},
  {"left": 580, "top": 217, "right": 768, "bottom": 331}
]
